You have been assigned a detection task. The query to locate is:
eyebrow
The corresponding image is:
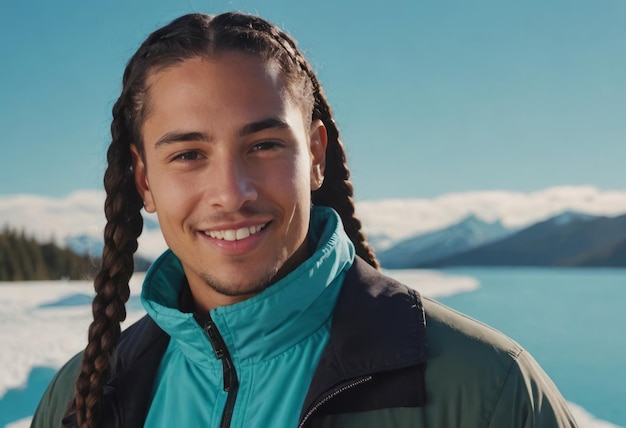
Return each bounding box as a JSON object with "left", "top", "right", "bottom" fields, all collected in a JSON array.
[
  {"left": 154, "top": 131, "right": 211, "bottom": 148},
  {"left": 153, "top": 117, "right": 290, "bottom": 148},
  {"left": 239, "top": 117, "right": 290, "bottom": 137}
]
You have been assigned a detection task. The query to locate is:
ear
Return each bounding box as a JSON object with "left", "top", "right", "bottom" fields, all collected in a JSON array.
[
  {"left": 130, "top": 145, "right": 156, "bottom": 213},
  {"left": 309, "top": 119, "right": 327, "bottom": 191}
]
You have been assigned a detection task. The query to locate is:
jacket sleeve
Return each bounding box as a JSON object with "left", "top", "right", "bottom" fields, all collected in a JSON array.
[
  {"left": 488, "top": 349, "right": 578, "bottom": 427},
  {"left": 31, "top": 352, "right": 82, "bottom": 428}
]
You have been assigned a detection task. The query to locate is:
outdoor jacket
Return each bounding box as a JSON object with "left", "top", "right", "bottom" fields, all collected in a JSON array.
[
  {"left": 32, "top": 218, "right": 577, "bottom": 427},
  {"left": 138, "top": 206, "right": 354, "bottom": 426}
]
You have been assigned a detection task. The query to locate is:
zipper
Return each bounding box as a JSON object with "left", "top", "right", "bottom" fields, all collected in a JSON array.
[
  {"left": 298, "top": 376, "right": 372, "bottom": 428},
  {"left": 204, "top": 315, "right": 239, "bottom": 428}
]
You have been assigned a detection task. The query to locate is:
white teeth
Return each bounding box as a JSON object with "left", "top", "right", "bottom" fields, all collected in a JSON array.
[
  {"left": 236, "top": 228, "right": 250, "bottom": 240},
  {"left": 205, "top": 224, "right": 265, "bottom": 241}
]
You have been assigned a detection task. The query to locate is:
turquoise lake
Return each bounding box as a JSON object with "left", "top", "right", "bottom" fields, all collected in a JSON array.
[{"left": 433, "top": 267, "right": 626, "bottom": 427}]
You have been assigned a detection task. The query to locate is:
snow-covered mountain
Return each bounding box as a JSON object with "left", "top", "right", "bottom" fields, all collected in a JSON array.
[
  {"left": 1, "top": 186, "right": 626, "bottom": 263},
  {"left": 376, "top": 214, "right": 513, "bottom": 268},
  {"left": 423, "top": 211, "right": 626, "bottom": 268}
]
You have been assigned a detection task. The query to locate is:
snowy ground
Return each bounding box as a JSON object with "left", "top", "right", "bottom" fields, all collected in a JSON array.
[{"left": 0, "top": 271, "right": 620, "bottom": 428}]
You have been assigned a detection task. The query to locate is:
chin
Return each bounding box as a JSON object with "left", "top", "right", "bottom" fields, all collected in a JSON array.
[{"left": 200, "top": 268, "right": 278, "bottom": 297}]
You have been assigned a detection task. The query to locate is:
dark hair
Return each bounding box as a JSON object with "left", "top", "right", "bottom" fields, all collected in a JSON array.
[{"left": 72, "top": 12, "right": 379, "bottom": 427}]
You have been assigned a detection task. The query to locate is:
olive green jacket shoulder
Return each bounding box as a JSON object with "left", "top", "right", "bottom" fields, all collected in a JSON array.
[{"left": 310, "top": 295, "right": 577, "bottom": 427}]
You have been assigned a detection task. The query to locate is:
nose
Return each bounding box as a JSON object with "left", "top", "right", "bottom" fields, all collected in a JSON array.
[{"left": 204, "top": 154, "right": 258, "bottom": 211}]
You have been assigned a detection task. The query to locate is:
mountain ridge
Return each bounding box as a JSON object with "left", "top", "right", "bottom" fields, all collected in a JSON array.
[
  {"left": 376, "top": 214, "right": 513, "bottom": 268},
  {"left": 419, "top": 212, "right": 626, "bottom": 268}
]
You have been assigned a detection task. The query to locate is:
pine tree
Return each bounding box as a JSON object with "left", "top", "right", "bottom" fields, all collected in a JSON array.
[{"left": 0, "top": 228, "right": 97, "bottom": 281}]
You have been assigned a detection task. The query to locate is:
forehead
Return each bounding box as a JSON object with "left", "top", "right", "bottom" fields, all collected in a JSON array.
[
  {"left": 140, "top": 53, "right": 306, "bottom": 145},
  {"left": 141, "top": 54, "right": 303, "bottom": 139}
]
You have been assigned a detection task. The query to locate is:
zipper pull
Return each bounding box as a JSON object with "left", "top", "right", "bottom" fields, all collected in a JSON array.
[
  {"left": 204, "top": 316, "right": 235, "bottom": 392},
  {"left": 205, "top": 318, "right": 224, "bottom": 360}
]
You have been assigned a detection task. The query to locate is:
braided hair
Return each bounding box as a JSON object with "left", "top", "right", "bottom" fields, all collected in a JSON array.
[{"left": 72, "top": 12, "right": 379, "bottom": 427}]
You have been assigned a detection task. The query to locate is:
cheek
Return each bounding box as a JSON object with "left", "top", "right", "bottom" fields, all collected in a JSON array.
[
  {"left": 280, "top": 154, "right": 312, "bottom": 192},
  {"left": 282, "top": 158, "right": 314, "bottom": 222},
  {"left": 149, "top": 175, "right": 197, "bottom": 223},
  {"left": 272, "top": 164, "right": 311, "bottom": 214}
]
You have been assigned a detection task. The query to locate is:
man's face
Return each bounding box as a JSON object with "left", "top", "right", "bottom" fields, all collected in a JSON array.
[{"left": 132, "top": 54, "right": 326, "bottom": 311}]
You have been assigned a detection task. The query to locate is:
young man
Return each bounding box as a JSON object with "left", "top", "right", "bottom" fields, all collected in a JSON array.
[{"left": 33, "top": 12, "right": 577, "bottom": 427}]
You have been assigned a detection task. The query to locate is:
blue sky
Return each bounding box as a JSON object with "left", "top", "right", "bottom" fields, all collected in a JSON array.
[{"left": 1, "top": 0, "right": 625, "bottom": 201}]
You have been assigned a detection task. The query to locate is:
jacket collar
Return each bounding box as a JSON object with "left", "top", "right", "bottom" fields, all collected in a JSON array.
[{"left": 140, "top": 206, "right": 355, "bottom": 365}]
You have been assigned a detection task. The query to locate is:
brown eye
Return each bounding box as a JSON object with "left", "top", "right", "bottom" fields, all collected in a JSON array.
[
  {"left": 177, "top": 151, "right": 200, "bottom": 161},
  {"left": 251, "top": 141, "right": 281, "bottom": 152}
]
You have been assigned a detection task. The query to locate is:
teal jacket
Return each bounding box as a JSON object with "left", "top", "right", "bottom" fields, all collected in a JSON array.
[
  {"left": 141, "top": 206, "right": 355, "bottom": 427},
  {"left": 32, "top": 208, "right": 577, "bottom": 427}
]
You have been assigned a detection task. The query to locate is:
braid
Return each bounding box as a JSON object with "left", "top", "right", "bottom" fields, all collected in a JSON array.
[
  {"left": 311, "top": 101, "right": 380, "bottom": 269},
  {"left": 73, "top": 95, "right": 144, "bottom": 427},
  {"left": 266, "top": 27, "right": 380, "bottom": 268}
]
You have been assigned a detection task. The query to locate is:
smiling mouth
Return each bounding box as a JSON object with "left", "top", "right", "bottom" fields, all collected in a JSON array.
[{"left": 204, "top": 224, "right": 267, "bottom": 241}]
